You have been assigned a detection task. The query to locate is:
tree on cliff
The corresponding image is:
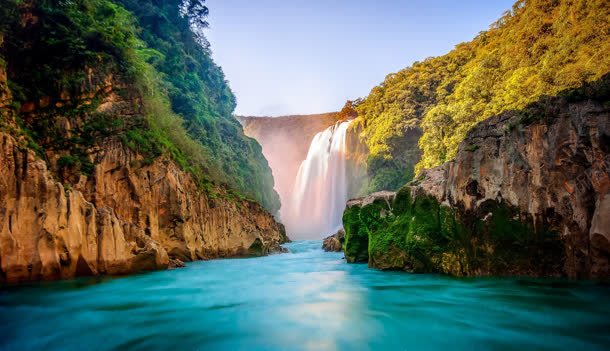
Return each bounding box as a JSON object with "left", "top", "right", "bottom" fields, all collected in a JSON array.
[
  {"left": 338, "top": 99, "right": 361, "bottom": 121},
  {"left": 180, "top": 0, "right": 211, "bottom": 50}
]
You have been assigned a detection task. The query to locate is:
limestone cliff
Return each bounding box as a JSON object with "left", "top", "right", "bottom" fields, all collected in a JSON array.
[
  {"left": 0, "top": 5, "right": 288, "bottom": 283},
  {"left": 343, "top": 79, "right": 610, "bottom": 279},
  {"left": 0, "top": 132, "right": 287, "bottom": 283}
]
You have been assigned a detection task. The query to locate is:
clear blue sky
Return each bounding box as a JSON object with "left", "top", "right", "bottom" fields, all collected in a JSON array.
[{"left": 205, "top": 0, "right": 515, "bottom": 116}]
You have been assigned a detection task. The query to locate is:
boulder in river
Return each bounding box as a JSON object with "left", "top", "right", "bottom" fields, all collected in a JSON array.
[{"left": 322, "top": 229, "right": 346, "bottom": 252}]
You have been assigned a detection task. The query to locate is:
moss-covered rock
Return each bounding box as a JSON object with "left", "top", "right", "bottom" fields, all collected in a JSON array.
[
  {"left": 343, "top": 206, "right": 369, "bottom": 263},
  {"left": 343, "top": 77, "right": 610, "bottom": 279},
  {"left": 343, "top": 186, "right": 565, "bottom": 277},
  {"left": 343, "top": 191, "right": 395, "bottom": 263}
]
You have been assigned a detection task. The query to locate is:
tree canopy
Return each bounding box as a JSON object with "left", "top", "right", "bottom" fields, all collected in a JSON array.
[{"left": 354, "top": 0, "right": 609, "bottom": 192}]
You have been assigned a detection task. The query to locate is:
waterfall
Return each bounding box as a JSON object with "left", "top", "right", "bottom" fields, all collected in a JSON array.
[{"left": 281, "top": 120, "right": 352, "bottom": 239}]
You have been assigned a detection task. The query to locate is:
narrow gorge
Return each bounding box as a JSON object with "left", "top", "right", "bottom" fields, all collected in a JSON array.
[{"left": 1, "top": 0, "right": 610, "bottom": 350}]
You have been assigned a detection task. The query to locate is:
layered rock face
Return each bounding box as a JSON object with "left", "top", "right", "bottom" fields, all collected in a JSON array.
[
  {"left": 343, "top": 82, "right": 610, "bottom": 279},
  {"left": 0, "top": 2, "right": 289, "bottom": 285},
  {"left": 0, "top": 132, "right": 287, "bottom": 283},
  {"left": 0, "top": 62, "right": 287, "bottom": 284}
]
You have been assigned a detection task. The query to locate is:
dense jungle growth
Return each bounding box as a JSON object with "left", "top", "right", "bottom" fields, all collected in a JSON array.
[
  {"left": 0, "top": 0, "right": 280, "bottom": 212},
  {"left": 353, "top": 0, "right": 609, "bottom": 193}
]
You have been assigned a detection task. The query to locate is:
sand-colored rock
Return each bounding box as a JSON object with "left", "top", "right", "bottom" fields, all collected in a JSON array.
[
  {"left": 0, "top": 133, "right": 287, "bottom": 283},
  {"left": 322, "top": 228, "right": 345, "bottom": 252},
  {"left": 347, "top": 191, "right": 396, "bottom": 210}
]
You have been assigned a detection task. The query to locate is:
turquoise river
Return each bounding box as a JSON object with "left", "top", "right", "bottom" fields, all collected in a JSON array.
[{"left": 1, "top": 241, "right": 610, "bottom": 350}]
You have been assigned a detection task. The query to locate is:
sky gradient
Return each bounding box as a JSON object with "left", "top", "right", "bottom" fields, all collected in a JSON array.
[{"left": 205, "top": 0, "right": 515, "bottom": 116}]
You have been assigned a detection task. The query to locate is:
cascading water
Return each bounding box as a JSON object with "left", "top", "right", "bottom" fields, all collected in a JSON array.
[{"left": 281, "top": 120, "right": 352, "bottom": 239}]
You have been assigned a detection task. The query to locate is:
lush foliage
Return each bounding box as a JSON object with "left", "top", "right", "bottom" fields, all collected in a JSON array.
[
  {"left": 0, "top": 0, "right": 280, "bottom": 212},
  {"left": 354, "top": 0, "right": 610, "bottom": 192}
]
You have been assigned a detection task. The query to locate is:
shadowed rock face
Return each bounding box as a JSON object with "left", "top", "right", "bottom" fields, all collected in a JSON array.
[
  {"left": 0, "top": 133, "right": 288, "bottom": 283},
  {"left": 436, "top": 96, "right": 609, "bottom": 279},
  {"left": 343, "top": 81, "right": 610, "bottom": 279}
]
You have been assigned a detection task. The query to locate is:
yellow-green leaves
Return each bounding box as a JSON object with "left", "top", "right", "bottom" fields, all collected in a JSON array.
[{"left": 356, "top": 0, "right": 609, "bottom": 188}]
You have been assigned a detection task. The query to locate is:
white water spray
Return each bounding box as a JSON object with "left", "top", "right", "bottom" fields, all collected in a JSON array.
[{"left": 281, "top": 120, "right": 352, "bottom": 239}]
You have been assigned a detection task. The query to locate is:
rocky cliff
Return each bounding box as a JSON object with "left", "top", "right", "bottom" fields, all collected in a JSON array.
[
  {"left": 0, "top": 131, "right": 287, "bottom": 283},
  {"left": 0, "top": 1, "right": 288, "bottom": 284},
  {"left": 343, "top": 79, "right": 610, "bottom": 279},
  {"left": 0, "top": 66, "right": 287, "bottom": 284},
  {"left": 0, "top": 82, "right": 288, "bottom": 284}
]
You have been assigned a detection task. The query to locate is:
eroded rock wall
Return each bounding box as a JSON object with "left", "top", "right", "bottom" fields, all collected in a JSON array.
[
  {"left": 0, "top": 133, "right": 287, "bottom": 283},
  {"left": 343, "top": 83, "right": 610, "bottom": 279},
  {"left": 0, "top": 2, "right": 288, "bottom": 285},
  {"left": 436, "top": 98, "right": 610, "bottom": 278}
]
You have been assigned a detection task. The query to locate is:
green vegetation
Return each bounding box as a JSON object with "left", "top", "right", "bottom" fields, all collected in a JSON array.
[
  {"left": 0, "top": 0, "right": 280, "bottom": 212},
  {"left": 353, "top": 0, "right": 609, "bottom": 192},
  {"left": 344, "top": 75, "right": 608, "bottom": 277},
  {"left": 343, "top": 187, "right": 565, "bottom": 276},
  {"left": 342, "top": 205, "right": 371, "bottom": 263}
]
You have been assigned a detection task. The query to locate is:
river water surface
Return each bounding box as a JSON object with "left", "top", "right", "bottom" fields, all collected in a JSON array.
[{"left": 1, "top": 241, "right": 610, "bottom": 351}]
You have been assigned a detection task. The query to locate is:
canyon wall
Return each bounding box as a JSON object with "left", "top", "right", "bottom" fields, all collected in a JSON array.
[
  {"left": 0, "top": 16, "right": 287, "bottom": 284},
  {"left": 343, "top": 80, "right": 610, "bottom": 279},
  {"left": 0, "top": 131, "right": 287, "bottom": 283}
]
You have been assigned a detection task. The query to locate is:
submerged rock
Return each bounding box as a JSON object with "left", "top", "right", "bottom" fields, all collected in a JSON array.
[
  {"left": 322, "top": 229, "right": 345, "bottom": 252},
  {"left": 269, "top": 244, "right": 290, "bottom": 254},
  {"left": 168, "top": 258, "right": 186, "bottom": 269}
]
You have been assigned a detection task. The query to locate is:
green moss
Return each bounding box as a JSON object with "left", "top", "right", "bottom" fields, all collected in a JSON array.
[
  {"left": 56, "top": 153, "right": 95, "bottom": 176},
  {"left": 57, "top": 155, "right": 80, "bottom": 169},
  {"left": 471, "top": 201, "right": 565, "bottom": 275},
  {"left": 25, "top": 139, "right": 45, "bottom": 160},
  {"left": 342, "top": 206, "right": 370, "bottom": 263},
  {"left": 343, "top": 186, "right": 565, "bottom": 277}
]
